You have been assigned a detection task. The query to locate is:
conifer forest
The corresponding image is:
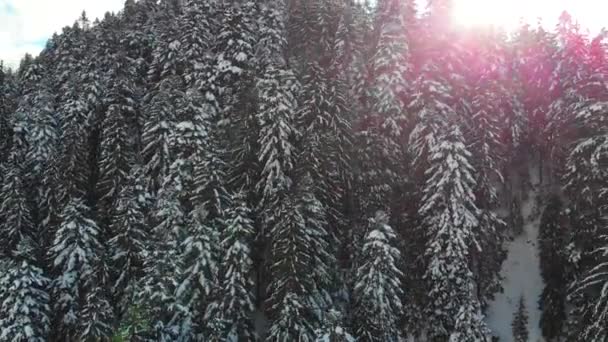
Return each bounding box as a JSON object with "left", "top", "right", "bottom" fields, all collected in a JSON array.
[{"left": 2, "top": 0, "right": 608, "bottom": 341}]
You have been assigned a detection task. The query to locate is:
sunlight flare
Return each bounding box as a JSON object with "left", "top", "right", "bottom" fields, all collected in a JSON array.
[{"left": 451, "top": 0, "right": 607, "bottom": 32}]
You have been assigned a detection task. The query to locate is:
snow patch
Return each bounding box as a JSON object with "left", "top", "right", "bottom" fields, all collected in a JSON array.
[{"left": 486, "top": 162, "right": 546, "bottom": 342}]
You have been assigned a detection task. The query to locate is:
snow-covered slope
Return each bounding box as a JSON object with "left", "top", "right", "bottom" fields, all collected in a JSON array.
[{"left": 486, "top": 164, "right": 546, "bottom": 342}]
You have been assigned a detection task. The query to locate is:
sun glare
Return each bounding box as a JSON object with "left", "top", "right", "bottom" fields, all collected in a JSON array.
[{"left": 451, "top": 0, "right": 606, "bottom": 32}]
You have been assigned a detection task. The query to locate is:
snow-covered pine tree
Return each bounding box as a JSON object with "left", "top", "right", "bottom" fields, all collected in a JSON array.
[
  {"left": 49, "top": 198, "right": 105, "bottom": 339},
  {"left": 208, "top": 191, "right": 256, "bottom": 341},
  {"left": 0, "top": 152, "right": 35, "bottom": 257},
  {"left": 295, "top": 60, "right": 351, "bottom": 243},
  {"left": 214, "top": 1, "right": 257, "bottom": 94},
  {"left": 179, "top": 0, "right": 218, "bottom": 86},
  {"left": 545, "top": 12, "right": 589, "bottom": 172},
  {"left": 175, "top": 206, "right": 220, "bottom": 340},
  {"left": 0, "top": 63, "right": 14, "bottom": 167},
  {"left": 315, "top": 309, "right": 355, "bottom": 342},
  {"left": 79, "top": 285, "right": 115, "bottom": 340},
  {"left": 147, "top": 0, "right": 183, "bottom": 84},
  {"left": 142, "top": 76, "right": 183, "bottom": 195},
  {"left": 287, "top": 0, "right": 336, "bottom": 64},
  {"left": 368, "top": 0, "right": 412, "bottom": 139},
  {"left": 186, "top": 92, "right": 231, "bottom": 224},
  {"left": 512, "top": 295, "right": 529, "bottom": 342},
  {"left": 138, "top": 168, "right": 188, "bottom": 340},
  {"left": 561, "top": 28, "right": 608, "bottom": 339},
  {"left": 352, "top": 211, "right": 403, "bottom": 342},
  {"left": 512, "top": 23, "right": 557, "bottom": 156},
  {"left": 571, "top": 227, "right": 608, "bottom": 341},
  {"left": 96, "top": 56, "right": 139, "bottom": 226},
  {"left": 108, "top": 165, "right": 149, "bottom": 320},
  {"left": 26, "top": 86, "right": 59, "bottom": 229},
  {"left": 56, "top": 78, "right": 92, "bottom": 205},
  {"left": 465, "top": 33, "right": 511, "bottom": 307},
  {"left": 12, "top": 59, "right": 45, "bottom": 162},
  {"left": 256, "top": 65, "right": 300, "bottom": 227},
  {"left": 538, "top": 195, "right": 567, "bottom": 339},
  {"left": 0, "top": 239, "right": 51, "bottom": 342},
  {"left": 354, "top": 0, "right": 413, "bottom": 215},
  {"left": 266, "top": 175, "right": 334, "bottom": 341},
  {"left": 419, "top": 126, "right": 491, "bottom": 340}
]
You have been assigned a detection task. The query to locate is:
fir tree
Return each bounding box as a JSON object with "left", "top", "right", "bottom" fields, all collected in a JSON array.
[
  {"left": 353, "top": 211, "right": 404, "bottom": 342},
  {"left": 512, "top": 296, "right": 529, "bottom": 342}
]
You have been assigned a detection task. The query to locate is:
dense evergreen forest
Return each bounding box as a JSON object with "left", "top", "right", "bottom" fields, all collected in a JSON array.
[{"left": 0, "top": 0, "right": 607, "bottom": 340}]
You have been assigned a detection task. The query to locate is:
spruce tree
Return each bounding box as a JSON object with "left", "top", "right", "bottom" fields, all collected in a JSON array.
[
  {"left": 97, "top": 60, "right": 139, "bottom": 224},
  {"left": 49, "top": 198, "right": 105, "bottom": 339},
  {"left": 354, "top": 0, "right": 413, "bottom": 215},
  {"left": 561, "top": 27, "right": 608, "bottom": 339},
  {"left": 352, "top": 211, "right": 404, "bottom": 342},
  {"left": 256, "top": 66, "right": 300, "bottom": 225},
  {"left": 512, "top": 296, "right": 529, "bottom": 342},
  {"left": 179, "top": 0, "right": 218, "bottom": 83},
  {"left": 0, "top": 240, "right": 51, "bottom": 342},
  {"left": 212, "top": 192, "right": 256, "bottom": 341},
  {"left": 57, "top": 78, "right": 93, "bottom": 205},
  {"left": 296, "top": 61, "right": 351, "bottom": 239},
  {"left": 108, "top": 165, "right": 149, "bottom": 319},
  {"left": 266, "top": 176, "right": 334, "bottom": 341},
  {"left": 139, "top": 175, "right": 187, "bottom": 341},
  {"left": 315, "top": 309, "right": 355, "bottom": 342},
  {"left": 538, "top": 195, "right": 567, "bottom": 339},
  {"left": 571, "top": 228, "right": 608, "bottom": 341},
  {"left": 545, "top": 12, "right": 588, "bottom": 165},
  {"left": 79, "top": 285, "right": 115, "bottom": 340},
  {"left": 419, "top": 127, "right": 490, "bottom": 340},
  {"left": 174, "top": 207, "right": 221, "bottom": 340},
  {"left": 142, "top": 76, "right": 182, "bottom": 194},
  {"left": 0, "top": 63, "right": 14, "bottom": 166},
  {"left": 0, "top": 152, "right": 34, "bottom": 257},
  {"left": 512, "top": 23, "right": 557, "bottom": 153}
]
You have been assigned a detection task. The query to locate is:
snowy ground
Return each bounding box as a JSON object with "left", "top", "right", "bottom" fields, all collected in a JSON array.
[{"left": 486, "top": 164, "right": 546, "bottom": 341}]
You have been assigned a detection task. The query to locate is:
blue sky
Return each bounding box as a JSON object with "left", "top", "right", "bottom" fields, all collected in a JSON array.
[
  {"left": 0, "top": 0, "right": 123, "bottom": 69},
  {"left": 1, "top": 0, "right": 605, "bottom": 70}
]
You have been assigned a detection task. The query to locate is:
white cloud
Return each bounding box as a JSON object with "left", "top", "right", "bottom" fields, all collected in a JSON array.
[{"left": 0, "top": 0, "right": 124, "bottom": 68}]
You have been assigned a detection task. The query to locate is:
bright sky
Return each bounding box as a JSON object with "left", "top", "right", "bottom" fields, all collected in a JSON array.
[
  {"left": 451, "top": 0, "right": 607, "bottom": 32},
  {"left": 0, "top": 0, "right": 606, "bottom": 70},
  {"left": 0, "top": 0, "right": 123, "bottom": 69}
]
